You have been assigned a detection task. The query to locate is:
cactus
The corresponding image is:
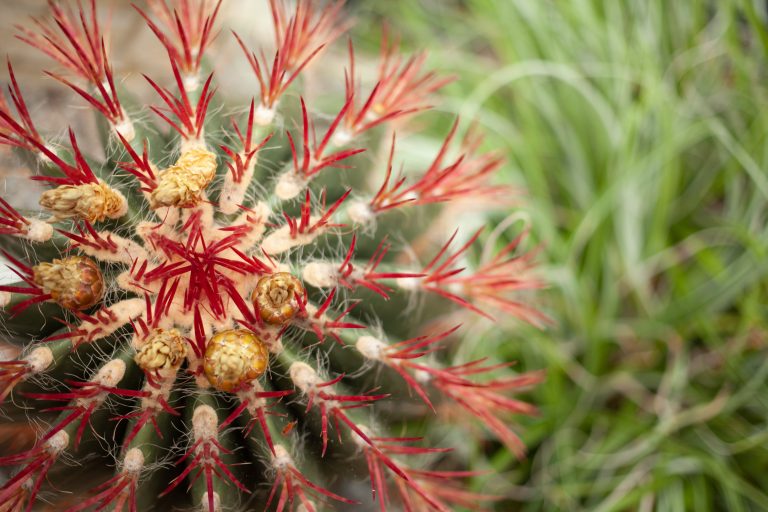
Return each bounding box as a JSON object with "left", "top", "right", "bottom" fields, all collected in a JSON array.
[{"left": 0, "top": 1, "right": 543, "bottom": 511}]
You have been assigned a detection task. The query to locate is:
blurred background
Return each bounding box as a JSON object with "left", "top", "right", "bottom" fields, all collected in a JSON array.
[{"left": 3, "top": 1, "right": 768, "bottom": 511}]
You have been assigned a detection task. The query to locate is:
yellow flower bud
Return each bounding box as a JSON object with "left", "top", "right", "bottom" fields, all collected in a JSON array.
[
  {"left": 150, "top": 148, "right": 217, "bottom": 208},
  {"left": 134, "top": 328, "right": 187, "bottom": 372},
  {"left": 204, "top": 329, "right": 269, "bottom": 392},
  {"left": 39, "top": 181, "right": 127, "bottom": 222}
]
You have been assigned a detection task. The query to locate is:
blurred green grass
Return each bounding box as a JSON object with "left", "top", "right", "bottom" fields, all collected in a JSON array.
[{"left": 352, "top": 1, "right": 768, "bottom": 510}]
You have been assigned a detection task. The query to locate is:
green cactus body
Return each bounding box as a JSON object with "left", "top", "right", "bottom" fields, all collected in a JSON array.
[{"left": 0, "top": 1, "right": 542, "bottom": 511}]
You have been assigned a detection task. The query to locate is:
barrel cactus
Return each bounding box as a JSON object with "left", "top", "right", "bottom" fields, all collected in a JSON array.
[{"left": 0, "top": 1, "right": 543, "bottom": 511}]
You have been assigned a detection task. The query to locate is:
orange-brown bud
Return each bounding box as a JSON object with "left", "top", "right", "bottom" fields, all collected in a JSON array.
[
  {"left": 32, "top": 256, "right": 104, "bottom": 311},
  {"left": 251, "top": 272, "right": 304, "bottom": 325}
]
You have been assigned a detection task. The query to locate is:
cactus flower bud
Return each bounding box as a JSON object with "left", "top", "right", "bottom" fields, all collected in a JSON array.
[
  {"left": 39, "top": 181, "right": 127, "bottom": 222},
  {"left": 252, "top": 272, "right": 304, "bottom": 325},
  {"left": 203, "top": 329, "right": 269, "bottom": 392},
  {"left": 150, "top": 147, "right": 217, "bottom": 208},
  {"left": 32, "top": 256, "right": 104, "bottom": 310},
  {"left": 134, "top": 328, "right": 187, "bottom": 372}
]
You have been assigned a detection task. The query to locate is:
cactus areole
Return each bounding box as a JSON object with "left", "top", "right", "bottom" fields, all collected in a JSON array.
[{"left": 0, "top": 1, "right": 545, "bottom": 511}]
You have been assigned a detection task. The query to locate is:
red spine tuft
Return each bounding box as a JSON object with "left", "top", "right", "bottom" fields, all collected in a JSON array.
[
  {"left": 336, "top": 235, "right": 424, "bottom": 299},
  {"left": 233, "top": 0, "right": 347, "bottom": 112},
  {"left": 0, "top": 251, "right": 50, "bottom": 316},
  {"left": 17, "top": 0, "right": 126, "bottom": 125},
  {"left": 59, "top": 221, "right": 119, "bottom": 254},
  {"left": 0, "top": 360, "right": 32, "bottom": 404},
  {"left": 220, "top": 100, "right": 274, "bottom": 183},
  {"left": 145, "top": 59, "right": 216, "bottom": 140},
  {"left": 421, "top": 228, "right": 547, "bottom": 323},
  {"left": 138, "top": 0, "right": 223, "bottom": 78},
  {"left": 286, "top": 98, "right": 365, "bottom": 179},
  {"left": 268, "top": 447, "right": 358, "bottom": 512},
  {"left": 0, "top": 441, "right": 63, "bottom": 512},
  {"left": 0, "top": 197, "right": 31, "bottom": 238},
  {"left": 0, "top": 61, "right": 45, "bottom": 152},
  {"left": 343, "top": 30, "right": 454, "bottom": 137},
  {"left": 64, "top": 470, "right": 139, "bottom": 512},
  {"left": 160, "top": 434, "right": 249, "bottom": 510},
  {"left": 118, "top": 134, "right": 158, "bottom": 193}
]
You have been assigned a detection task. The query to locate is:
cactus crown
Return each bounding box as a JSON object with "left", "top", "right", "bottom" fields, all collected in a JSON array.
[{"left": 0, "top": 1, "right": 543, "bottom": 511}]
